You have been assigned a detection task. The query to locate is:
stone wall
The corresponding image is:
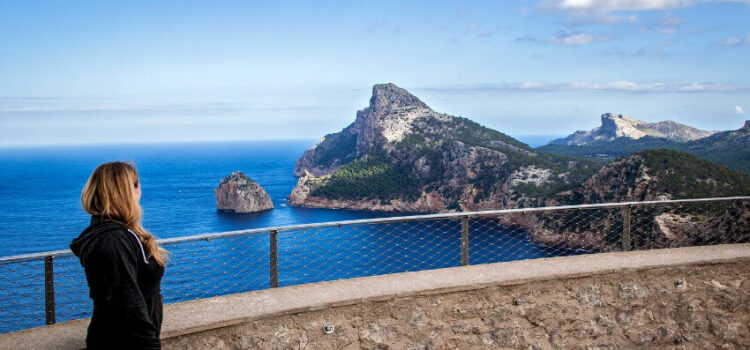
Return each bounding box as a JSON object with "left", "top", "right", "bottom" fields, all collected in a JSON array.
[
  {"left": 3, "top": 244, "right": 748, "bottom": 350},
  {"left": 165, "top": 261, "right": 749, "bottom": 349}
]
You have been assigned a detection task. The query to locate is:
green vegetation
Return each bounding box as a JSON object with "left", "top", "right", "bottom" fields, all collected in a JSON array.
[
  {"left": 449, "top": 116, "right": 529, "bottom": 149},
  {"left": 395, "top": 133, "right": 427, "bottom": 149},
  {"left": 449, "top": 117, "right": 602, "bottom": 197},
  {"left": 311, "top": 130, "right": 358, "bottom": 169},
  {"left": 305, "top": 107, "right": 749, "bottom": 208},
  {"left": 539, "top": 136, "right": 680, "bottom": 160},
  {"left": 446, "top": 200, "right": 462, "bottom": 211},
  {"left": 471, "top": 166, "right": 503, "bottom": 202},
  {"left": 390, "top": 114, "right": 602, "bottom": 201},
  {"left": 539, "top": 131, "right": 750, "bottom": 174},
  {"left": 639, "top": 149, "right": 750, "bottom": 198},
  {"left": 395, "top": 115, "right": 529, "bottom": 151},
  {"left": 310, "top": 155, "right": 421, "bottom": 200}
]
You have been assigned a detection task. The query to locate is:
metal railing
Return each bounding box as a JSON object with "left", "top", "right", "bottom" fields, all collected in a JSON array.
[{"left": 1, "top": 196, "right": 748, "bottom": 333}]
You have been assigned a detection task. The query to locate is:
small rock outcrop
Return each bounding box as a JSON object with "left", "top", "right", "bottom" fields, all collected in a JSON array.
[
  {"left": 550, "top": 113, "right": 714, "bottom": 145},
  {"left": 215, "top": 172, "right": 273, "bottom": 213}
]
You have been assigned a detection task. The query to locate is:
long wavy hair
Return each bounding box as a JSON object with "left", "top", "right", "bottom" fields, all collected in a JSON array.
[{"left": 81, "top": 162, "right": 168, "bottom": 266}]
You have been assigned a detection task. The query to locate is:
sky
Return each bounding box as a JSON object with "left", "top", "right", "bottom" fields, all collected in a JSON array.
[{"left": 1, "top": 0, "right": 749, "bottom": 146}]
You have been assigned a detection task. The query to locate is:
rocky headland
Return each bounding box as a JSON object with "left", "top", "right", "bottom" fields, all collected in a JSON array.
[
  {"left": 215, "top": 171, "right": 273, "bottom": 213},
  {"left": 289, "top": 83, "right": 599, "bottom": 212},
  {"left": 288, "top": 83, "right": 750, "bottom": 251},
  {"left": 550, "top": 113, "right": 714, "bottom": 146}
]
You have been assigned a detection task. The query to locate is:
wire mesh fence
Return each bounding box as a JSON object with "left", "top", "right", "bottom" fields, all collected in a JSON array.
[{"left": 0, "top": 197, "right": 748, "bottom": 334}]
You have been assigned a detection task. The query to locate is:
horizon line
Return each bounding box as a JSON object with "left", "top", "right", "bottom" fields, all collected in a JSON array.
[{"left": 0, "top": 133, "right": 571, "bottom": 149}]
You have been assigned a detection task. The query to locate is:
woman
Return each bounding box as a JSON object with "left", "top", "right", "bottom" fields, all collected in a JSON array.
[{"left": 70, "top": 162, "right": 168, "bottom": 350}]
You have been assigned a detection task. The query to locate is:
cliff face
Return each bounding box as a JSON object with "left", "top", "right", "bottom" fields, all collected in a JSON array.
[
  {"left": 289, "top": 83, "right": 597, "bottom": 212},
  {"left": 293, "top": 83, "right": 434, "bottom": 177},
  {"left": 550, "top": 113, "right": 714, "bottom": 146},
  {"left": 523, "top": 149, "right": 750, "bottom": 252},
  {"left": 215, "top": 171, "right": 274, "bottom": 213}
]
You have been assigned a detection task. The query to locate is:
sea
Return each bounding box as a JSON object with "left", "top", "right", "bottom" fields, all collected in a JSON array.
[
  {"left": 0, "top": 137, "right": 571, "bottom": 333},
  {"left": 0, "top": 140, "right": 392, "bottom": 256}
]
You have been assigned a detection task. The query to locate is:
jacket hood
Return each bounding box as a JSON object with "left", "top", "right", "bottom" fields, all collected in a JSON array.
[{"left": 70, "top": 216, "right": 127, "bottom": 257}]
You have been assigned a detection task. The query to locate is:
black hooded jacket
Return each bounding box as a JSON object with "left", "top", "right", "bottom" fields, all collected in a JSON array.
[{"left": 70, "top": 216, "right": 164, "bottom": 350}]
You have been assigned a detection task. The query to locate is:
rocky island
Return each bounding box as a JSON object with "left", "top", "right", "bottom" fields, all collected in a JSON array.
[{"left": 215, "top": 171, "right": 273, "bottom": 213}]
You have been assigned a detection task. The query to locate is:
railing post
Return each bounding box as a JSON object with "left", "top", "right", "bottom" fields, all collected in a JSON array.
[
  {"left": 460, "top": 216, "right": 469, "bottom": 266},
  {"left": 44, "top": 256, "right": 55, "bottom": 325},
  {"left": 269, "top": 230, "right": 278, "bottom": 288},
  {"left": 621, "top": 206, "right": 631, "bottom": 251}
]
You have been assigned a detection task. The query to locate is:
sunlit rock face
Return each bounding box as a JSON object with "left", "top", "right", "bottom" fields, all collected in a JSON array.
[{"left": 550, "top": 113, "right": 715, "bottom": 146}]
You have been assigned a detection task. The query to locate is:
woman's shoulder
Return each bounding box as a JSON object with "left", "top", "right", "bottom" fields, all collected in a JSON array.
[
  {"left": 88, "top": 220, "right": 130, "bottom": 238},
  {"left": 79, "top": 221, "right": 139, "bottom": 254},
  {"left": 71, "top": 217, "right": 146, "bottom": 267}
]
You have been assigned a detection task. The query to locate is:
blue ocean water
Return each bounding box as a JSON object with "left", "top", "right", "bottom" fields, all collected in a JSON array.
[
  {"left": 0, "top": 141, "right": 394, "bottom": 256},
  {"left": 0, "top": 140, "right": 579, "bottom": 333},
  {"left": 516, "top": 134, "right": 566, "bottom": 148}
]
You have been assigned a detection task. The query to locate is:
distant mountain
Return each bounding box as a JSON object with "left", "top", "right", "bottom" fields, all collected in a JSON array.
[
  {"left": 289, "top": 83, "right": 599, "bottom": 212},
  {"left": 549, "top": 113, "right": 714, "bottom": 146},
  {"left": 540, "top": 121, "right": 750, "bottom": 173},
  {"left": 524, "top": 149, "right": 750, "bottom": 251},
  {"left": 685, "top": 120, "right": 750, "bottom": 166}
]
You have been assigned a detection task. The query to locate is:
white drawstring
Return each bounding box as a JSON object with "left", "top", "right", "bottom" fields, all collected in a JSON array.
[{"left": 127, "top": 229, "right": 150, "bottom": 264}]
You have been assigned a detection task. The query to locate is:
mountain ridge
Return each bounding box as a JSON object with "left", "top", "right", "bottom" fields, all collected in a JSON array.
[
  {"left": 550, "top": 113, "right": 714, "bottom": 146},
  {"left": 540, "top": 120, "right": 750, "bottom": 173},
  {"left": 290, "top": 83, "right": 598, "bottom": 212},
  {"left": 288, "top": 87, "right": 750, "bottom": 254},
  {"left": 294, "top": 83, "right": 437, "bottom": 177},
  {"left": 289, "top": 83, "right": 750, "bottom": 215}
]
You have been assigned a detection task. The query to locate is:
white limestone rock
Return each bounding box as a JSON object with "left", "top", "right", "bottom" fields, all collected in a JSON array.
[{"left": 551, "top": 113, "right": 715, "bottom": 145}]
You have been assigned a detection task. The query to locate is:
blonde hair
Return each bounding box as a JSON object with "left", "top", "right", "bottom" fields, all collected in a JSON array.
[{"left": 81, "top": 161, "right": 168, "bottom": 266}]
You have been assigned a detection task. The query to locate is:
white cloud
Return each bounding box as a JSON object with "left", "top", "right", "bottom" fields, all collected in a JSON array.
[
  {"left": 565, "top": 13, "right": 639, "bottom": 24},
  {"left": 721, "top": 37, "right": 742, "bottom": 45},
  {"left": 519, "top": 82, "right": 544, "bottom": 89},
  {"left": 420, "top": 81, "right": 750, "bottom": 93},
  {"left": 737, "top": 105, "right": 746, "bottom": 114},
  {"left": 546, "top": 0, "right": 694, "bottom": 11},
  {"left": 543, "top": 0, "right": 750, "bottom": 12},
  {"left": 718, "top": 33, "right": 750, "bottom": 46},
  {"left": 545, "top": 33, "right": 611, "bottom": 44},
  {"left": 599, "top": 80, "right": 640, "bottom": 90}
]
